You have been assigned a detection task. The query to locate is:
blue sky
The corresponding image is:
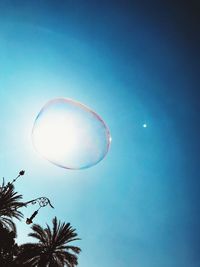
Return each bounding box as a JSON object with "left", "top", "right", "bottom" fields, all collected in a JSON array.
[{"left": 0, "top": 1, "right": 199, "bottom": 267}]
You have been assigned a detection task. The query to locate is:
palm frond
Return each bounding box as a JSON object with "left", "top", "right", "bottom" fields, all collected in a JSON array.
[
  {"left": 0, "top": 217, "right": 17, "bottom": 234},
  {"left": 0, "top": 182, "right": 24, "bottom": 220},
  {"left": 58, "top": 245, "right": 81, "bottom": 254},
  {"left": 61, "top": 250, "right": 79, "bottom": 266},
  {"left": 29, "top": 224, "right": 49, "bottom": 244},
  {"left": 17, "top": 217, "right": 81, "bottom": 267}
]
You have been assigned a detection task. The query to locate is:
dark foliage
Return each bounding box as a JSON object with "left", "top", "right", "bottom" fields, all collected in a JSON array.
[
  {"left": 0, "top": 177, "right": 81, "bottom": 266},
  {"left": 16, "top": 217, "right": 81, "bottom": 266},
  {"left": 0, "top": 224, "right": 20, "bottom": 267},
  {"left": 0, "top": 180, "right": 24, "bottom": 233}
]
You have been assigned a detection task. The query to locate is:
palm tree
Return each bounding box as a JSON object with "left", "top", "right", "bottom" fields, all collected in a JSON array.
[
  {"left": 16, "top": 217, "right": 81, "bottom": 267},
  {"left": 0, "top": 180, "right": 24, "bottom": 233},
  {"left": 0, "top": 175, "right": 24, "bottom": 266}
]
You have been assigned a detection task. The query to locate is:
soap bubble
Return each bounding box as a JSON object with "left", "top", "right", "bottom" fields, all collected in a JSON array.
[{"left": 32, "top": 98, "right": 111, "bottom": 170}]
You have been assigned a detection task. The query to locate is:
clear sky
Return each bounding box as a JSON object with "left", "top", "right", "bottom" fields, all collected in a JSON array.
[{"left": 0, "top": 1, "right": 199, "bottom": 267}]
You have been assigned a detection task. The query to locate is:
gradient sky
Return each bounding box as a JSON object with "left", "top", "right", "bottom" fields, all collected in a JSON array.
[{"left": 0, "top": 1, "right": 200, "bottom": 267}]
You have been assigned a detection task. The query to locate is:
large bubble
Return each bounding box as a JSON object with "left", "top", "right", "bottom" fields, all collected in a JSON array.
[{"left": 32, "top": 98, "right": 111, "bottom": 170}]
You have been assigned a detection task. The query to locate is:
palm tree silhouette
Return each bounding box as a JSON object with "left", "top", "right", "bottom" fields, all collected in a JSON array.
[
  {"left": 16, "top": 217, "right": 81, "bottom": 266},
  {"left": 0, "top": 180, "right": 23, "bottom": 233}
]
